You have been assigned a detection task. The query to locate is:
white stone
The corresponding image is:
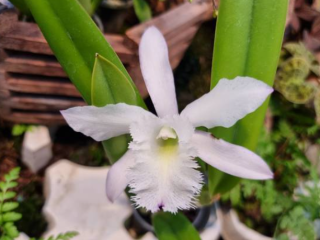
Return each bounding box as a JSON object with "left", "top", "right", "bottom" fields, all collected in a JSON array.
[
  {"left": 42, "top": 160, "right": 132, "bottom": 240},
  {"left": 22, "top": 126, "right": 52, "bottom": 173},
  {"left": 16, "top": 233, "right": 30, "bottom": 240},
  {"left": 43, "top": 160, "right": 221, "bottom": 240},
  {"left": 218, "top": 208, "right": 271, "bottom": 240}
]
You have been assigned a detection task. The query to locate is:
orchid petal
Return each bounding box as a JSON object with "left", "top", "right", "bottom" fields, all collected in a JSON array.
[
  {"left": 181, "top": 77, "right": 273, "bottom": 128},
  {"left": 191, "top": 131, "right": 273, "bottom": 179},
  {"left": 61, "top": 103, "right": 156, "bottom": 141},
  {"left": 106, "top": 150, "right": 134, "bottom": 202},
  {"left": 139, "top": 26, "right": 178, "bottom": 117}
]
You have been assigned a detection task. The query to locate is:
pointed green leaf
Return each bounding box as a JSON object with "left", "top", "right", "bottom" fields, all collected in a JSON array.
[
  {"left": 91, "top": 54, "right": 138, "bottom": 163},
  {"left": 9, "top": 0, "right": 102, "bottom": 16},
  {"left": 2, "top": 202, "right": 19, "bottom": 212},
  {"left": 26, "top": 0, "right": 144, "bottom": 105},
  {"left": 152, "top": 212, "right": 201, "bottom": 240},
  {"left": 91, "top": 54, "right": 137, "bottom": 106},
  {"left": 209, "top": 0, "right": 288, "bottom": 194},
  {"left": 26, "top": 0, "right": 147, "bottom": 163},
  {"left": 4, "top": 168, "right": 20, "bottom": 182},
  {"left": 5, "top": 182, "right": 18, "bottom": 190},
  {"left": 0, "top": 191, "right": 16, "bottom": 201},
  {"left": 133, "top": 0, "right": 152, "bottom": 23},
  {"left": 0, "top": 181, "right": 18, "bottom": 192},
  {"left": 4, "top": 223, "right": 19, "bottom": 238},
  {"left": 2, "top": 212, "right": 22, "bottom": 222}
]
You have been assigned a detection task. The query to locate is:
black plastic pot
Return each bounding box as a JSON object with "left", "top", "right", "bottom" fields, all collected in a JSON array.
[{"left": 133, "top": 204, "right": 214, "bottom": 233}]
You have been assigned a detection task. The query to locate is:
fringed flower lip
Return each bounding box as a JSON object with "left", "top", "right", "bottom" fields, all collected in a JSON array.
[{"left": 61, "top": 26, "right": 274, "bottom": 213}]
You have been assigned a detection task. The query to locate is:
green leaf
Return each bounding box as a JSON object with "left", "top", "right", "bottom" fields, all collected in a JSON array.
[
  {"left": 133, "top": 0, "right": 152, "bottom": 23},
  {"left": 26, "top": 0, "right": 147, "bottom": 163},
  {"left": 1, "top": 236, "right": 13, "bottom": 240},
  {"left": 2, "top": 202, "right": 19, "bottom": 212},
  {"left": 0, "top": 182, "right": 18, "bottom": 192},
  {"left": 0, "top": 192, "right": 16, "bottom": 201},
  {"left": 91, "top": 54, "right": 138, "bottom": 163},
  {"left": 11, "top": 124, "right": 27, "bottom": 137},
  {"left": 26, "top": 0, "right": 141, "bottom": 104},
  {"left": 152, "top": 212, "right": 201, "bottom": 240},
  {"left": 2, "top": 212, "right": 22, "bottom": 222},
  {"left": 208, "top": 0, "right": 288, "bottom": 194},
  {"left": 3, "top": 223, "right": 19, "bottom": 238},
  {"left": 4, "top": 168, "right": 20, "bottom": 182},
  {"left": 91, "top": 54, "right": 137, "bottom": 106},
  {"left": 10, "top": 0, "right": 101, "bottom": 16}
]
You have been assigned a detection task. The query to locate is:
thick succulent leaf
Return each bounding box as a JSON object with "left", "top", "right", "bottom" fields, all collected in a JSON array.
[
  {"left": 275, "top": 79, "right": 316, "bottom": 104},
  {"left": 278, "top": 57, "right": 310, "bottom": 80},
  {"left": 209, "top": 0, "right": 288, "bottom": 194},
  {"left": 152, "top": 212, "right": 201, "bottom": 240},
  {"left": 10, "top": 0, "right": 102, "bottom": 17}
]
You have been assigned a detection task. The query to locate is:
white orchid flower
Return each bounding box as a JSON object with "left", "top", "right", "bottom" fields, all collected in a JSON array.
[
  {"left": 0, "top": 0, "right": 13, "bottom": 8},
  {"left": 61, "top": 27, "right": 273, "bottom": 213}
]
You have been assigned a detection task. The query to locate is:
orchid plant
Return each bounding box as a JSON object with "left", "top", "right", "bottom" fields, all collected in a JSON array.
[
  {"left": 20, "top": 0, "right": 288, "bottom": 237},
  {"left": 61, "top": 27, "right": 273, "bottom": 213}
]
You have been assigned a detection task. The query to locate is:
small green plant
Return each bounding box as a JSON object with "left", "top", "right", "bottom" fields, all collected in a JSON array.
[
  {"left": 30, "top": 231, "right": 78, "bottom": 240},
  {"left": 275, "top": 42, "right": 320, "bottom": 124},
  {"left": 0, "top": 167, "right": 22, "bottom": 240},
  {"left": 11, "top": 124, "right": 34, "bottom": 137},
  {"left": 0, "top": 168, "right": 78, "bottom": 240}
]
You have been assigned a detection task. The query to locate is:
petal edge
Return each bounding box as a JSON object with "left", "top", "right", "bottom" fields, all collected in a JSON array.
[
  {"left": 139, "top": 26, "right": 178, "bottom": 117},
  {"left": 191, "top": 131, "right": 273, "bottom": 180},
  {"left": 181, "top": 76, "right": 273, "bottom": 128}
]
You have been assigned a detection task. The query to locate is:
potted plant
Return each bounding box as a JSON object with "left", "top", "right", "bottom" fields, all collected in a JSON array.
[{"left": 1, "top": 0, "right": 289, "bottom": 239}]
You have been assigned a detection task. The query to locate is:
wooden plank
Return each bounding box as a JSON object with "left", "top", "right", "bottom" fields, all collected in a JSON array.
[
  {"left": 6, "top": 76, "right": 81, "bottom": 97},
  {"left": 3, "top": 55, "right": 155, "bottom": 99},
  {"left": 0, "top": 49, "right": 8, "bottom": 61},
  {"left": 127, "top": 65, "right": 148, "bottom": 98},
  {"left": 170, "top": 51, "right": 186, "bottom": 69},
  {"left": 0, "top": 66, "right": 10, "bottom": 99},
  {"left": 0, "top": 111, "right": 65, "bottom": 124},
  {"left": 167, "top": 25, "right": 198, "bottom": 49},
  {"left": 125, "top": 0, "right": 212, "bottom": 46},
  {"left": 2, "top": 96, "right": 85, "bottom": 111},
  {"left": 0, "top": 22, "right": 137, "bottom": 63},
  {"left": 0, "top": 9, "right": 18, "bottom": 35},
  {"left": 4, "top": 55, "right": 67, "bottom": 77}
]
